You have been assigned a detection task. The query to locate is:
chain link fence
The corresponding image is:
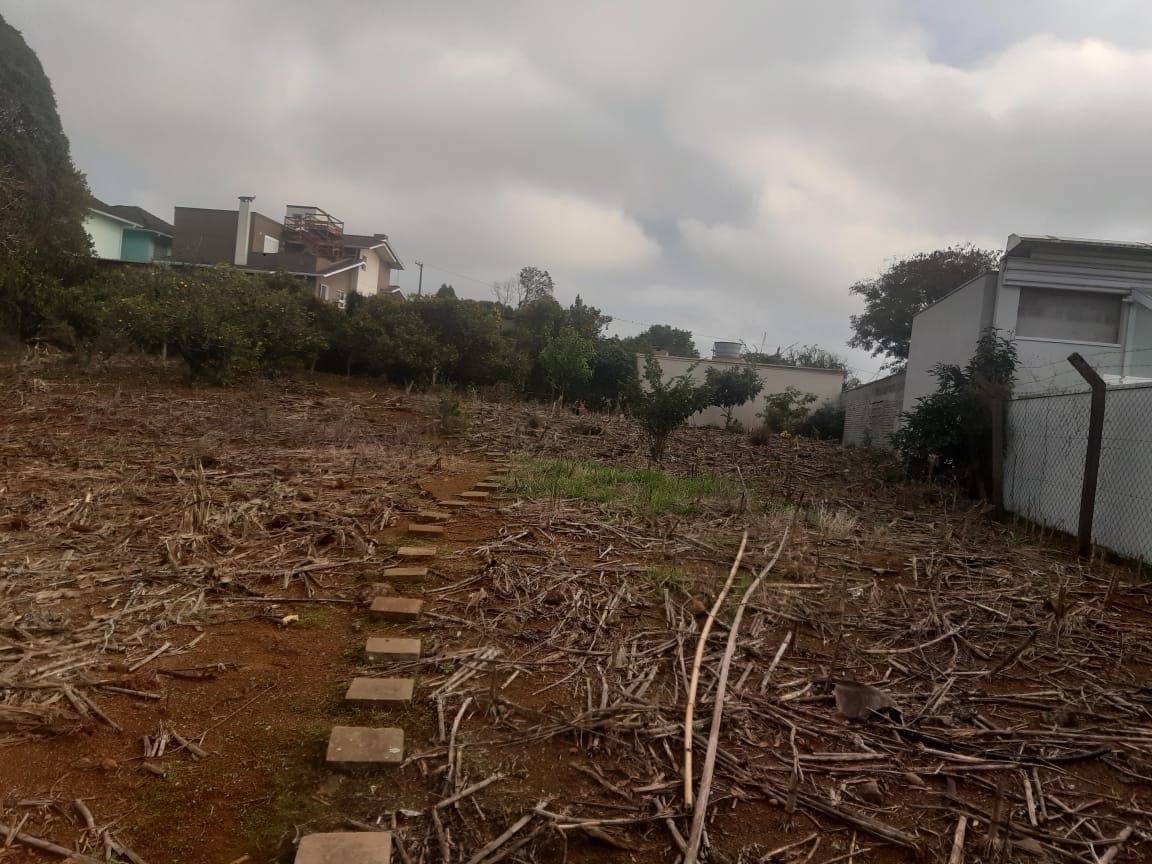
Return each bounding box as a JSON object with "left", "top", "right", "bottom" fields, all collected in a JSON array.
[{"left": 1005, "top": 382, "right": 1152, "bottom": 562}]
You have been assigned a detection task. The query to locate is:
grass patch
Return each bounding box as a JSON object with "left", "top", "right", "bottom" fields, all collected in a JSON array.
[
  {"left": 508, "top": 458, "right": 739, "bottom": 516},
  {"left": 293, "top": 604, "right": 335, "bottom": 630}
]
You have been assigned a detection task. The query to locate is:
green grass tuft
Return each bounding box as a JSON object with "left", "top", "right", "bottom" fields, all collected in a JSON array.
[{"left": 507, "top": 458, "right": 739, "bottom": 516}]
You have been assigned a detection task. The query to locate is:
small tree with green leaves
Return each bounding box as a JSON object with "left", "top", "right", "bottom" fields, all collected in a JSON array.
[
  {"left": 891, "top": 328, "right": 1017, "bottom": 497},
  {"left": 703, "top": 366, "right": 763, "bottom": 429},
  {"left": 634, "top": 355, "right": 712, "bottom": 460},
  {"left": 539, "top": 326, "right": 594, "bottom": 401},
  {"left": 758, "top": 386, "right": 818, "bottom": 433}
]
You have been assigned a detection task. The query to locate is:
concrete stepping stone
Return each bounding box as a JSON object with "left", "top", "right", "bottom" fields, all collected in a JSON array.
[
  {"left": 439, "top": 500, "right": 470, "bottom": 508},
  {"left": 473, "top": 482, "right": 501, "bottom": 490},
  {"left": 326, "top": 726, "right": 404, "bottom": 767},
  {"left": 382, "top": 566, "right": 428, "bottom": 579},
  {"left": 369, "top": 596, "right": 423, "bottom": 620},
  {"left": 365, "top": 637, "right": 421, "bottom": 661},
  {"left": 416, "top": 510, "right": 453, "bottom": 522},
  {"left": 345, "top": 677, "right": 414, "bottom": 706},
  {"left": 458, "top": 491, "right": 489, "bottom": 499},
  {"left": 297, "top": 831, "right": 392, "bottom": 863},
  {"left": 397, "top": 545, "right": 436, "bottom": 558},
  {"left": 406, "top": 523, "right": 445, "bottom": 535}
]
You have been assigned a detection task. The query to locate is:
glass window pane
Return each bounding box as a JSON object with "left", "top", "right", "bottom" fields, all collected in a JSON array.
[{"left": 1017, "top": 287, "right": 1121, "bottom": 343}]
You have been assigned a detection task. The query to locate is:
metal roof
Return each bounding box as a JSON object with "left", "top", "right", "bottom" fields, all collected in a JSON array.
[{"left": 1007, "top": 233, "right": 1152, "bottom": 257}]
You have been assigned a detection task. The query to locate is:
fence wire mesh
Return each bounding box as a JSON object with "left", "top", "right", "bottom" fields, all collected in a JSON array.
[{"left": 1005, "top": 382, "right": 1152, "bottom": 563}]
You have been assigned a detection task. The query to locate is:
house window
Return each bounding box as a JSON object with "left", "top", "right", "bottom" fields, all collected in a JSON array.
[
  {"left": 336, "top": 290, "right": 347, "bottom": 310},
  {"left": 1016, "top": 287, "right": 1122, "bottom": 344},
  {"left": 318, "top": 283, "right": 329, "bottom": 301}
]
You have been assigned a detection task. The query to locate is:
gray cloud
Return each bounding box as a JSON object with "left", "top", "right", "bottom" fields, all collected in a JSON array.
[{"left": 8, "top": 0, "right": 1152, "bottom": 377}]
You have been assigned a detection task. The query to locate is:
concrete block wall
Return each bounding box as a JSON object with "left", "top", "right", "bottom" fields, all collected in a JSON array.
[{"left": 842, "top": 371, "right": 907, "bottom": 449}]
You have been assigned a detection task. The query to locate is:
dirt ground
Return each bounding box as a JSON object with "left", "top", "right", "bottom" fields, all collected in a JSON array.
[{"left": 2, "top": 357, "right": 1152, "bottom": 863}]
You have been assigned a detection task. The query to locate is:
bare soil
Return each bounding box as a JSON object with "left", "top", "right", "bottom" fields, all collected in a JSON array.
[{"left": 2, "top": 358, "right": 1151, "bottom": 864}]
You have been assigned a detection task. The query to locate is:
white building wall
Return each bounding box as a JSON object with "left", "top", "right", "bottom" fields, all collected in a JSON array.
[
  {"left": 356, "top": 248, "right": 381, "bottom": 296},
  {"left": 993, "top": 281, "right": 1128, "bottom": 392},
  {"left": 83, "top": 212, "right": 124, "bottom": 260},
  {"left": 641, "top": 355, "right": 845, "bottom": 429},
  {"left": 903, "top": 273, "right": 996, "bottom": 414}
]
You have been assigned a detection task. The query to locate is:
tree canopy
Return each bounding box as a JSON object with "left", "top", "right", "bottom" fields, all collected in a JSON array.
[
  {"left": 703, "top": 366, "right": 763, "bottom": 429},
  {"left": 745, "top": 344, "right": 848, "bottom": 370},
  {"left": 0, "top": 12, "right": 92, "bottom": 336},
  {"left": 848, "top": 245, "right": 999, "bottom": 366},
  {"left": 622, "top": 324, "right": 698, "bottom": 358}
]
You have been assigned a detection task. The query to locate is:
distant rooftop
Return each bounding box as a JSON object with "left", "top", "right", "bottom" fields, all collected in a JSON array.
[
  {"left": 89, "top": 195, "right": 174, "bottom": 236},
  {"left": 1007, "top": 233, "right": 1152, "bottom": 257}
]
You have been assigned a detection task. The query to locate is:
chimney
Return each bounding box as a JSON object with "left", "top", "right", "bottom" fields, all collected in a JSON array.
[{"left": 234, "top": 196, "right": 254, "bottom": 266}]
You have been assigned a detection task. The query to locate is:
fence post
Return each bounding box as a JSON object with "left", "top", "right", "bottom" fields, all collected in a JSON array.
[
  {"left": 991, "top": 396, "right": 1005, "bottom": 518},
  {"left": 1068, "top": 353, "right": 1106, "bottom": 558}
]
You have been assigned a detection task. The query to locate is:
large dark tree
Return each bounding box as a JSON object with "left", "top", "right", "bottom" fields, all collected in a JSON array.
[
  {"left": 848, "top": 245, "right": 999, "bottom": 366},
  {"left": 623, "top": 324, "right": 698, "bottom": 358},
  {"left": 0, "top": 13, "right": 92, "bottom": 336}
]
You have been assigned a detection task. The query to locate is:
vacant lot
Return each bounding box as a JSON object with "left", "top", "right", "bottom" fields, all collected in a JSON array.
[{"left": 2, "top": 358, "right": 1151, "bottom": 863}]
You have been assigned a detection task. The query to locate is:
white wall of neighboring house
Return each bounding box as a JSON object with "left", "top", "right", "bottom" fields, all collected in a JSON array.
[
  {"left": 356, "top": 247, "right": 380, "bottom": 296},
  {"left": 84, "top": 211, "right": 124, "bottom": 260},
  {"left": 641, "top": 354, "right": 845, "bottom": 429},
  {"left": 902, "top": 273, "right": 997, "bottom": 413},
  {"left": 993, "top": 241, "right": 1152, "bottom": 392}
]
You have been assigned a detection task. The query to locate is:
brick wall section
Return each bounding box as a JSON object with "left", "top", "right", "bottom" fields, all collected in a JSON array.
[{"left": 842, "top": 371, "right": 907, "bottom": 448}]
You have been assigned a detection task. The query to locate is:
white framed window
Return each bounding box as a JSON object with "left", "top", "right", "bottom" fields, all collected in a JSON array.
[
  {"left": 318, "top": 282, "right": 329, "bottom": 301},
  {"left": 1016, "top": 287, "right": 1123, "bottom": 344},
  {"left": 336, "top": 290, "right": 347, "bottom": 310}
]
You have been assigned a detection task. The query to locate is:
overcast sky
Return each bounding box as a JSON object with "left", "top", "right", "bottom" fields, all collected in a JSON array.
[{"left": 9, "top": 1, "right": 1152, "bottom": 378}]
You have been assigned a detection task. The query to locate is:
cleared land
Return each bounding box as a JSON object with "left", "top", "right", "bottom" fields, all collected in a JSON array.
[{"left": 2, "top": 358, "right": 1151, "bottom": 863}]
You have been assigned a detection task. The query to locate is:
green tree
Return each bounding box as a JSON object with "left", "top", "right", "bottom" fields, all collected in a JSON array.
[
  {"left": 623, "top": 324, "right": 698, "bottom": 358},
  {"left": 539, "top": 326, "right": 594, "bottom": 400},
  {"left": 110, "top": 267, "right": 322, "bottom": 384},
  {"left": 436, "top": 283, "right": 456, "bottom": 299},
  {"left": 584, "top": 338, "right": 641, "bottom": 411},
  {"left": 0, "top": 12, "right": 93, "bottom": 337},
  {"left": 518, "top": 266, "right": 555, "bottom": 304},
  {"left": 891, "top": 328, "right": 1017, "bottom": 497},
  {"left": 413, "top": 294, "right": 504, "bottom": 384},
  {"left": 703, "top": 366, "right": 763, "bottom": 429},
  {"left": 566, "top": 295, "right": 610, "bottom": 339},
  {"left": 849, "top": 245, "right": 999, "bottom": 365},
  {"left": 634, "top": 356, "right": 713, "bottom": 460},
  {"left": 758, "top": 387, "right": 818, "bottom": 433},
  {"left": 745, "top": 344, "right": 848, "bottom": 370}
]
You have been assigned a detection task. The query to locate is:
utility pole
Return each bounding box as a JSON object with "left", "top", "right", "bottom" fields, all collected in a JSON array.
[{"left": 415, "top": 260, "right": 424, "bottom": 296}]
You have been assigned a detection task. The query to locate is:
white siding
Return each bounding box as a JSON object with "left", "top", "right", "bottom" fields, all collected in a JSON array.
[
  {"left": 356, "top": 248, "right": 381, "bottom": 296},
  {"left": 83, "top": 212, "right": 124, "bottom": 260},
  {"left": 996, "top": 251, "right": 1152, "bottom": 393},
  {"left": 640, "top": 355, "right": 845, "bottom": 429}
]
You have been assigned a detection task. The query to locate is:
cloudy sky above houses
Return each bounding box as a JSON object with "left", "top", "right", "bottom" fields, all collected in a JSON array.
[{"left": 9, "top": 0, "right": 1152, "bottom": 378}]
